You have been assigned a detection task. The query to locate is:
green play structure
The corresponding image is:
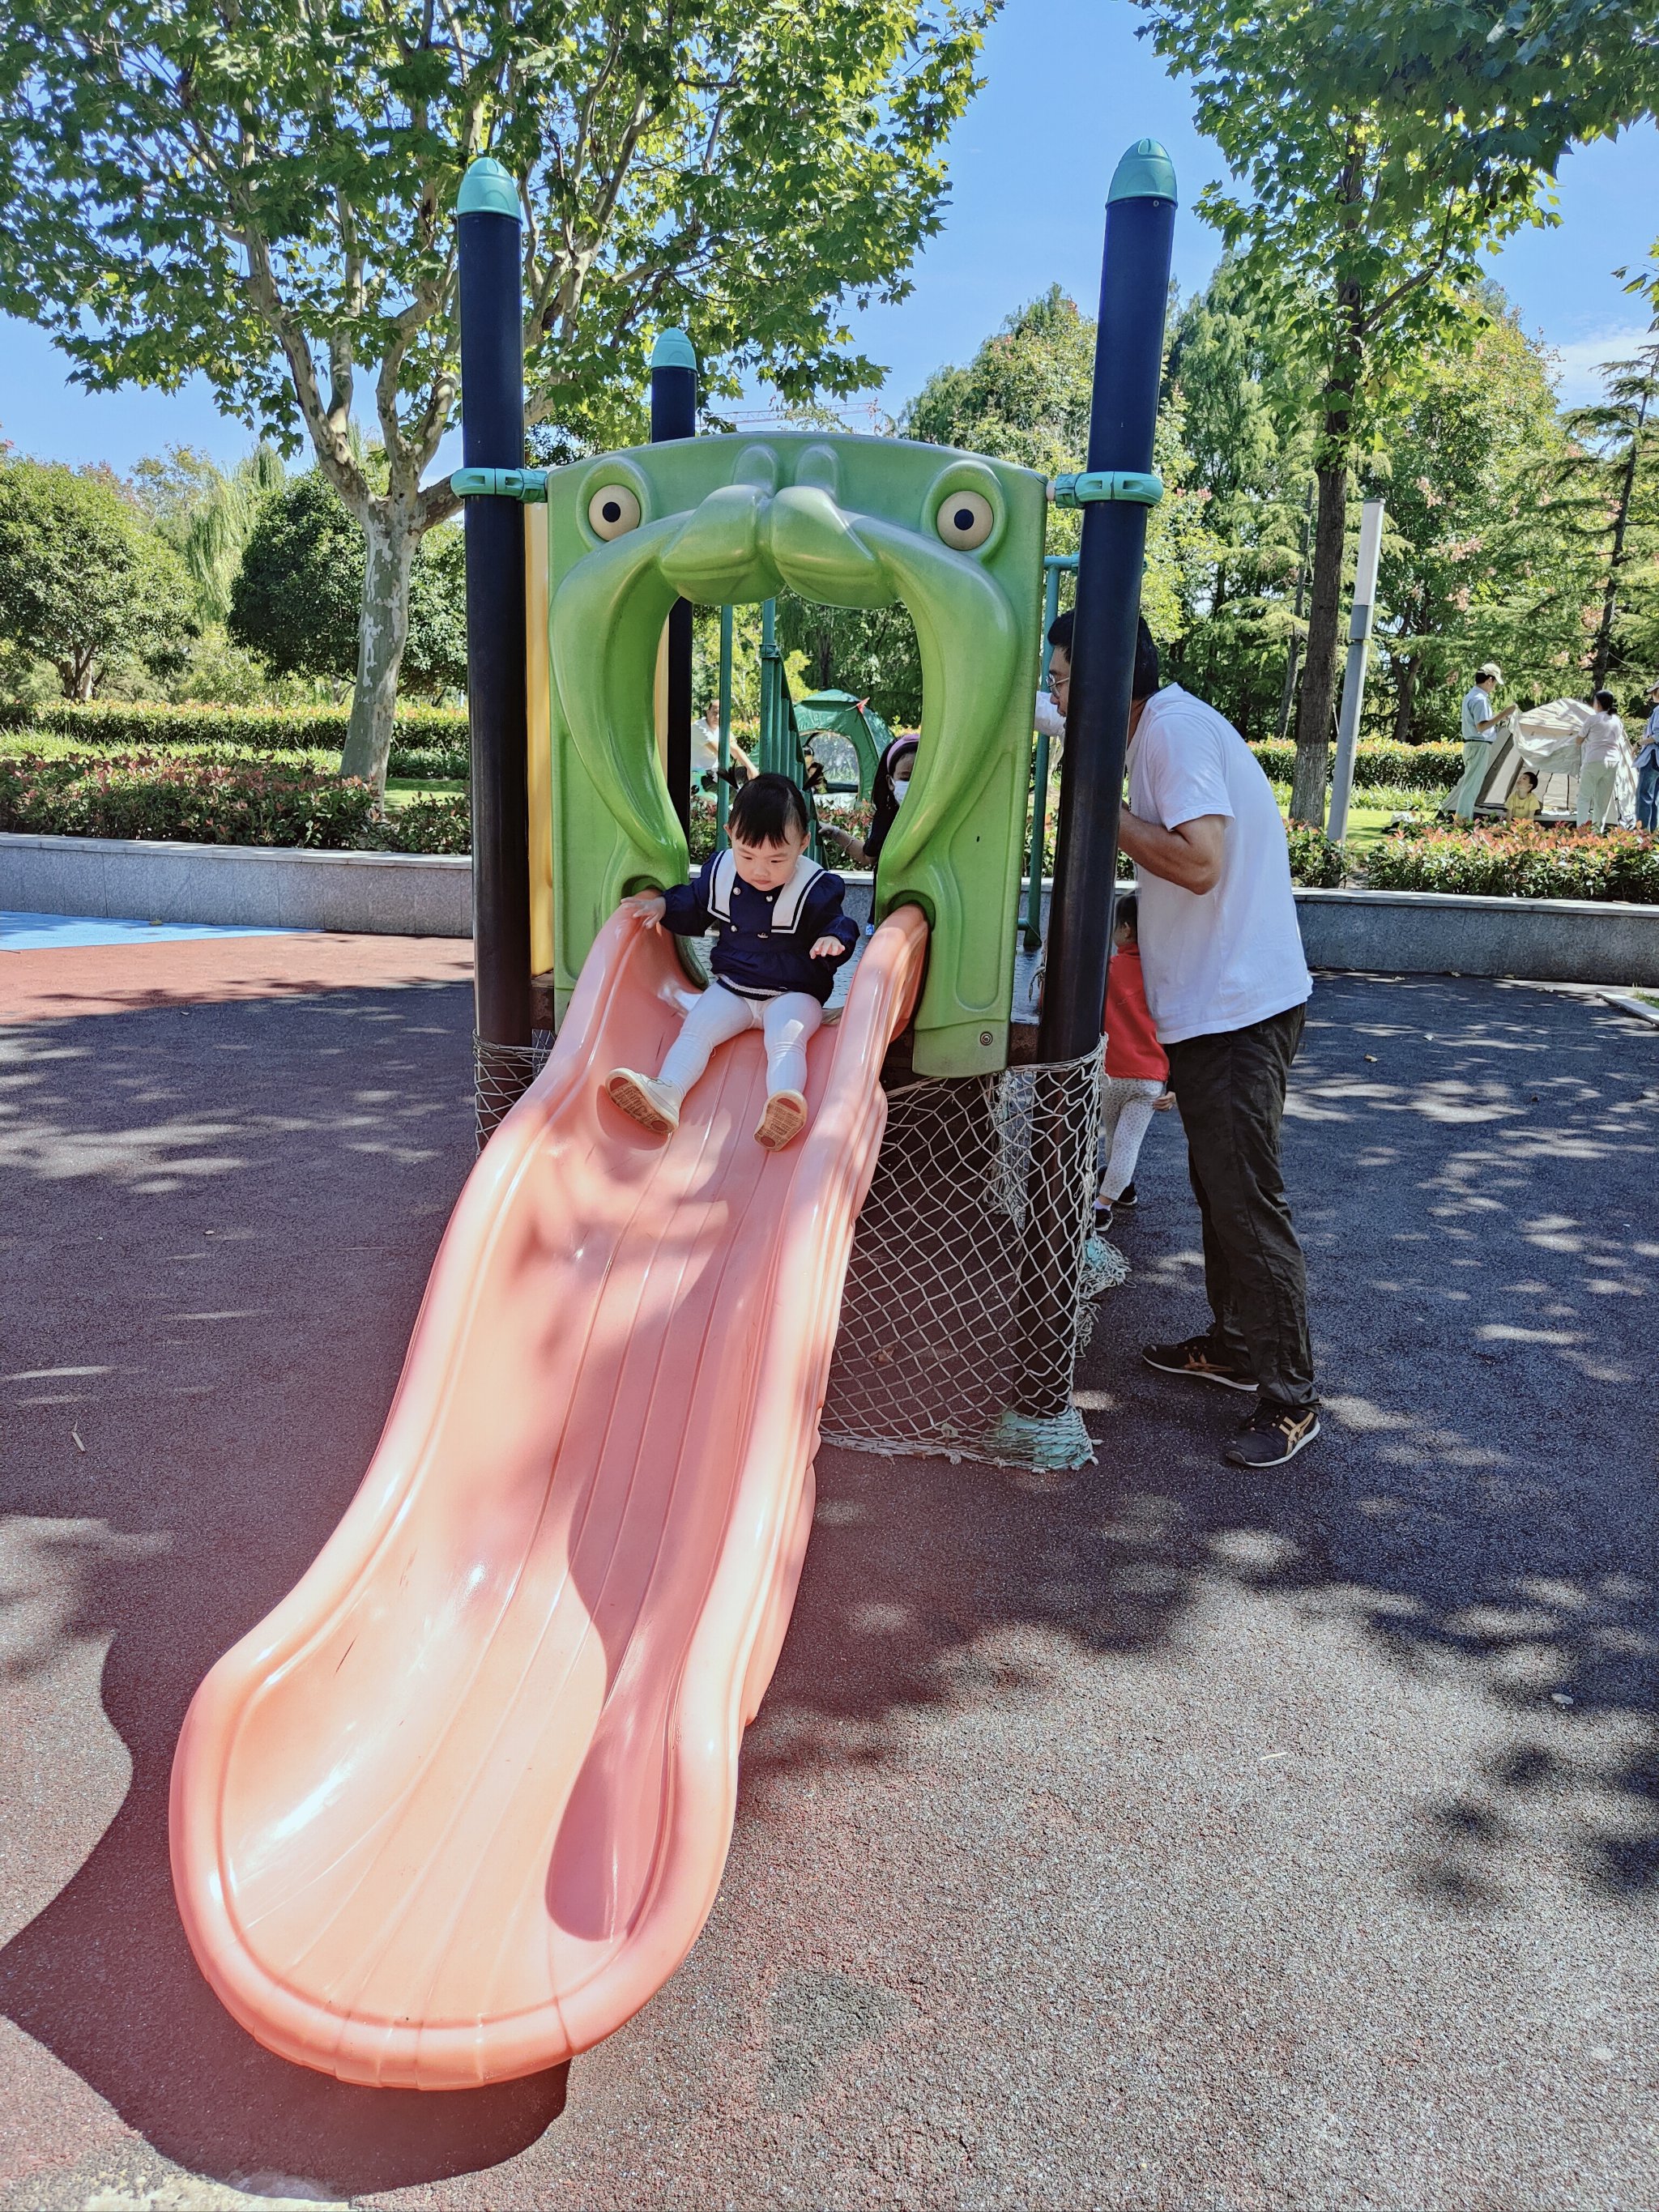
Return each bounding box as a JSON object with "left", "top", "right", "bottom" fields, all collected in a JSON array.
[{"left": 541, "top": 432, "right": 1046, "bottom": 1079}]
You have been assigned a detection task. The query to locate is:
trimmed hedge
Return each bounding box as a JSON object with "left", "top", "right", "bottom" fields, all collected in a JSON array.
[
  {"left": 0, "top": 748, "right": 467, "bottom": 855},
  {"left": 1249, "top": 737, "right": 1464, "bottom": 791},
  {"left": 1363, "top": 820, "right": 1659, "bottom": 903},
  {"left": 1285, "top": 822, "right": 1345, "bottom": 887},
  {"left": 0, "top": 700, "right": 468, "bottom": 753}
]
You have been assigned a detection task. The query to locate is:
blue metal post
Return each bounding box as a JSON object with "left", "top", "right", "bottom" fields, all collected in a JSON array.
[
  {"left": 650, "top": 329, "right": 697, "bottom": 835},
  {"left": 457, "top": 156, "right": 531, "bottom": 1132},
  {"left": 1035, "top": 141, "right": 1177, "bottom": 1064},
  {"left": 716, "top": 604, "right": 734, "bottom": 844}
]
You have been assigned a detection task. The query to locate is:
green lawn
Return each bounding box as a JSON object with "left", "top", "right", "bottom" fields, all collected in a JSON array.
[{"left": 383, "top": 776, "right": 467, "bottom": 808}]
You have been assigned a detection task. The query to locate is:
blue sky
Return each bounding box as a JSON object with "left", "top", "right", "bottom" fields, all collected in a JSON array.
[{"left": 2, "top": 0, "right": 1657, "bottom": 477}]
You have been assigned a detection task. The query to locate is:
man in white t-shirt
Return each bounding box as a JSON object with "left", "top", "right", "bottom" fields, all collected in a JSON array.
[
  {"left": 1050, "top": 612, "right": 1317, "bottom": 1468},
  {"left": 1451, "top": 663, "right": 1503, "bottom": 820}
]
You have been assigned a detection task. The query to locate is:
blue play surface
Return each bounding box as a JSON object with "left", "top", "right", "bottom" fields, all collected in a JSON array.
[{"left": 0, "top": 910, "right": 297, "bottom": 952}]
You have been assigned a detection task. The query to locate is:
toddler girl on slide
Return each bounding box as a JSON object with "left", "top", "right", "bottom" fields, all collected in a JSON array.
[{"left": 606, "top": 774, "right": 859, "bottom": 1150}]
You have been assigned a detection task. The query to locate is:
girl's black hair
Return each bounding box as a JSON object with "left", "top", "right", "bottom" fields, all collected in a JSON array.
[
  {"left": 1114, "top": 892, "right": 1139, "bottom": 940},
  {"left": 864, "top": 734, "right": 919, "bottom": 867},
  {"left": 1594, "top": 689, "right": 1618, "bottom": 713},
  {"left": 728, "top": 772, "right": 808, "bottom": 846}
]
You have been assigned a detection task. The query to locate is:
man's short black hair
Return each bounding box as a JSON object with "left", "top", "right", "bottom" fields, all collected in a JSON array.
[
  {"left": 1045, "top": 609, "right": 1162, "bottom": 699},
  {"left": 728, "top": 772, "right": 808, "bottom": 846}
]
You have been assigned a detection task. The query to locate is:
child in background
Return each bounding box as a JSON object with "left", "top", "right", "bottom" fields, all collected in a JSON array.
[
  {"left": 606, "top": 774, "right": 859, "bottom": 1151},
  {"left": 1506, "top": 768, "right": 1542, "bottom": 822},
  {"left": 1098, "top": 893, "right": 1170, "bottom": 1230}
]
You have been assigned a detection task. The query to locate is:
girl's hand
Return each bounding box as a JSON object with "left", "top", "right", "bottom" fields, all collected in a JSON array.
[
  {"left": 809, "top": 935, "right": 846, "bottom": 960},
  {"left": 1154, "top": 1091, "right": 1175, "bottom": 1112},
  {"left": 621, "top": 891, "right": 666, "bottom": 927}
]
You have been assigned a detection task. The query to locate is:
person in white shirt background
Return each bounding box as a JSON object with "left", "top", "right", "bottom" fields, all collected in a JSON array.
[
  {"left": 1576, "top": 688, "right": 1629, "bottom": 831},
  {"left": 691, "top": 698, "right": 756, "bottom": 788},
  {"left": 1047, "top": 611, "right": 1319, "bottom": 1470},
  {"left": 1631, "top": 683, "right": 1659, "bottom": 832},
  {"left": 1452, "top": 662, "right": 1505, "bottom": 821}
]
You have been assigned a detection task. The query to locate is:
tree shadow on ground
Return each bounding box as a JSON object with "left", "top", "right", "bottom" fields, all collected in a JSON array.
[
  {"left": 0, "top": 972, "right": 1653, "bottom": 2198},
  {"left": 0, "top": 986, "right": 564, "bottom": 2200},
  {"left": 753, "top": 975, "right": 1659, "bottom": 1916}
]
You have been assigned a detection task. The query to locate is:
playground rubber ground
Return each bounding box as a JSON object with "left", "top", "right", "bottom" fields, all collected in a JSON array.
[{"left": 0, "top": 943, "right": 1655, "bottom": 2210}]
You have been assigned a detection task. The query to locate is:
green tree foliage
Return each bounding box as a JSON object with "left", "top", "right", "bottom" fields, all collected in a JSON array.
[
  {"left": 1162, "top": 258, "right": 1316, "bottom": 739},
  {"left": 1555, "top": 331, "right": 1659, "bottom": 692},
  {"left": 0, "top": 1, "right": 992, "bottom": 791},
  {"left": 229, "top": 473, "right": 467, "bottom": 700},
  {"left": 903, "top": 285, "right": 1215, "bottom": 641},
  {"left": 1370, "top": 292, "right": 1597, "bottom": 739},
  {"left": 775, "top": 597, "right": 923, "bottom": 727},
  {"left": 132, "top": 444, "right": 288, "bottom": 626},
  {"left": 0, "top": 458, "right": 197, "bottom": 698},
  {"left": 1132, "top": 0, "right": 1653, "bottom": 819}
]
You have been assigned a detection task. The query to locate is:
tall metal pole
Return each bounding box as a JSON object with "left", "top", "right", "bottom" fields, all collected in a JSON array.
[
  {"left": 650, "top": 329, "right": 697, "bottom": 835},
  {"left": 716, "top": 603, "right": 734, "bottom": 845},
  {"left": 458, "top": 156, "right": 531, "bottom": 1141},
  {"left": 1024, "top": 554, "right": 1075, "bottom": 951},
  {"left": 1007, "top": 140, "right": 1176, "bottom": 1442},
  {"left": 1036, "top": 140, "right": 1176, "bottom": 1064},
  {"left": 759, "top": 598, "right": 785, "bottom": 775},
  {"left": 1326, "top": 495, "right": 1385, "bottom": 843}
]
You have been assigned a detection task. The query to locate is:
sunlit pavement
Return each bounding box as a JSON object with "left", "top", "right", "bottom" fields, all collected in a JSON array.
[{"left": 0, "top": 951, "right": 1654, "bottom": 2210}]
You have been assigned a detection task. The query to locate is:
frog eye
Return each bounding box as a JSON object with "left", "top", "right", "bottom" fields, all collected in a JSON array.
[
  {"left": 936, "top": 489, "right": 996, "bottom": 550},
  {"left": 587, "top": 484, "right": 642, "bottom": 539}
]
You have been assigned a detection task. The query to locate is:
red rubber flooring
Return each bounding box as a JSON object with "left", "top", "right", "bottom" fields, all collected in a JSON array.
[{"left": 0, "top": 933, "right": 472, "bottom": 1025}]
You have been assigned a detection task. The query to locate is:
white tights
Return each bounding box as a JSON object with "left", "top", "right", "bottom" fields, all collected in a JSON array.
[
  {"left": 658, "top": 983, "right": 822, "bottom": 1102},
  {"left": 1097, "top": 1075, "right": 1164, "bottom": 1200}
]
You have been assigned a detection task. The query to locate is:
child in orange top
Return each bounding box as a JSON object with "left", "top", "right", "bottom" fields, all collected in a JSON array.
[{"left": 1098, "top": 893, "right": 1171, "bottom": 1228}]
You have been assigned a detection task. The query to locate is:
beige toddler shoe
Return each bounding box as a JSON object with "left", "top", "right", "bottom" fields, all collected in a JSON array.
[
  {"left": 753, "top": 1089, "right": 808, "bottom": 1150},
  {"left": 605, "top": 1068, "right": 681, "bottom": 1136}
]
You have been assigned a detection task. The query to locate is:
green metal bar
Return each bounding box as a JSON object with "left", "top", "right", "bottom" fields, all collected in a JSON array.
[
  {"left": 759, "top": 598, "right": 785, "bottom": 777},
  {"left": 1023, "top": 554, "right": 1077, "bottom": 952},
  {"left": 716, "top": 604, "right": 734, "bottom": 846}
]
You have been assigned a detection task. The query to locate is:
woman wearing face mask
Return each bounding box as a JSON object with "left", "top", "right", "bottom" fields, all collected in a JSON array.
[{"left": 821, "top": 734, "right": 919, "bottom": 868}]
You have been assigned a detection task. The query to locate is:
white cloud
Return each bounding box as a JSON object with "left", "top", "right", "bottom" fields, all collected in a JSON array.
[{"left": 1545, "top": 326, "right": 1655, "bottom": 407}]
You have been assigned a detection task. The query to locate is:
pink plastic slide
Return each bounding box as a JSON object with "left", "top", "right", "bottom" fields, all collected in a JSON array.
[{"left": 169, "top": 905, "right": 928, "bottom": 2088}]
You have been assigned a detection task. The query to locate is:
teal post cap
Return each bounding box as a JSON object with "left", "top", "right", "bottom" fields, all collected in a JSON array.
[
  {"left": 458, "top": 156, "right": 520, "bottom": 220},
  {"left": 1051, "top": 470, "right": 1164, "bottom": 509},
  {"left": 650, "top": 328, "right": 697, "bottom": 372},
  {"left": 1107, "top": 139, "right": 1178, "bottom": 206},
  {"left": 450, "top": 466, "right": 547, "bottom": 502}
]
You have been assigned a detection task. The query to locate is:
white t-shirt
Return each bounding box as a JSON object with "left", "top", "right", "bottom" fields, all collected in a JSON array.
[
  {"left": 1126, "top": 684, "right": 1312, "bottom": 1046},
  {"left": 1461, "top": 686, "right": 1496, "bottom": 744},
  {"left": 692, "top": 718, "right": 722, "bottom": 774}
]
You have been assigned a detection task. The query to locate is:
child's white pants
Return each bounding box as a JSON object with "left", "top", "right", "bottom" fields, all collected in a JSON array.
[
  {"left": 659, "top": 983, "right": 822, "bottom": 1101},
  {"left": 1097, "top": 1075, "right": 1163, "bottom": 1200}
]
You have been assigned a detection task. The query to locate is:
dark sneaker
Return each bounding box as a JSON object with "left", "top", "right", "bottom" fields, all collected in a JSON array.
[
  {"left": 1224, "top": 1403, "right": 1321, "bottom": 1468},
  {"left": 1094, "top": 1196, "right": 1114, "bottom": 1233},
  {"left": 1115, "top": 1183, "right": 1138, "bottom": 1211},
  {"left": 1141, "top": 1334, "right": 1256, "bottom": 1393}
]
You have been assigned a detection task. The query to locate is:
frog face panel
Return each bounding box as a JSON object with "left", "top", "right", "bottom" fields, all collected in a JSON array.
[{"left": 543, "top": 433, "right": 1046, "bottom": 1078}]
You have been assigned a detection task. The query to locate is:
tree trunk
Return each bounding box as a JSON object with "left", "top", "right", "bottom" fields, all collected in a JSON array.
[
  {"left": 1392, "top": 653, "right": 1418, "bottom": 746},
  {"left": 1276, "top": 483, "right": 1314, "bottom": 744},
  {"left": 1290, "top": 454, "right": 1350, "bottom": 823},
  {"left": 1592, "top": 390, "right": 1648, "bottom": 688},
  {"left": 339, "top": 504, "right": 418, "bottom": 793}
]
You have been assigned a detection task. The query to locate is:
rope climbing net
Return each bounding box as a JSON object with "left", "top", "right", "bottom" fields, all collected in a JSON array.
[
  {"left": 473, "top": 1033, "right": 554, "bottom": 1149},
  {"left": 821, "top": 1043, "right": 1119, "bottom": 1473}
]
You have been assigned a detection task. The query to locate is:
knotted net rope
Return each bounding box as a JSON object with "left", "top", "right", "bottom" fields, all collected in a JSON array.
[
  {"left": 822, "top": 1042, "right": 1114, "bottom": 1473},
  {"left": 474, "top": 1032, "right": 554, "bottom": 1149}
]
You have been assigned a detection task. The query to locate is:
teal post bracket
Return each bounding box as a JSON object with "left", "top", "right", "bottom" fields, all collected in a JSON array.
[
  {"left": 1050, "top": 471, "right": 1163, "bottom": 509},
  {"left": 451, "top": 467, "right": 548, "bottom": 502}
]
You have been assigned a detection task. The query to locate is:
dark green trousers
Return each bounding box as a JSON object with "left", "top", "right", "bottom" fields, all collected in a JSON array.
[{"left": 1162, "top": 1002, "right": 1316, "bottom": 1412}]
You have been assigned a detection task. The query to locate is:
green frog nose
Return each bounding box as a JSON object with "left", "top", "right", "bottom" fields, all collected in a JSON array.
[{"left": 766, "top": 485, "right": 888, "bottom": 607}]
